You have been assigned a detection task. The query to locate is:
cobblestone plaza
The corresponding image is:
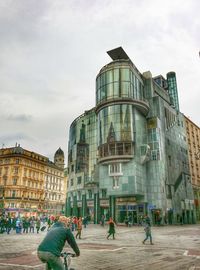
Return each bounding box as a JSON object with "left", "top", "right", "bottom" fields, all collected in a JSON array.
[{"left": 0, "top": 224, "right": 200, "bottom": 270}]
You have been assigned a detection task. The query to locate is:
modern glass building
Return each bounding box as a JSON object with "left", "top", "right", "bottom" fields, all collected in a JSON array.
[{"left": 66, "top": 47, "right": 195, "bottom": 225}]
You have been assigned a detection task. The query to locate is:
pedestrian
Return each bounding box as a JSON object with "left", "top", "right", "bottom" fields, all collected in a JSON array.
[
  {"left": 6, "top": 217, "right": 12, "bottom": 234},
  {"left": 23, "top": 217, "right": 29, "bottom": 233},
  {"left": 36, "top": 218, "right": 41, "bottom": 233},
  {"left": 74, "top": 216, "right": 78, "bottom": 231},
  {"left": 29, "top": 218, "right": 35, "bottom": 233},
  {"left": 76, "top": 217, "right": 82, "bottom": 239},
  {"left": 142, "top": 222, "right": 153, "bottom": 245},
  {"left": 16, "top": 218, "right": 22, "bottom": 234},
  {"left": 37, "top": 216, "right": 80, "bottom": 269},
  {"left": 100, "top": 215, "right": 105, "bottom": 227},
  {"left": 124, "top": 216, "right": 128, "bottom": 227},
  {"left": 107, "top": 217, "right": 116, "bottom": 240},
  {"left": 47, "top": 216, "right": 53, "bottom": 231},
  {"left": 83, "top": 216, "right": 88, "bottom": 228}
]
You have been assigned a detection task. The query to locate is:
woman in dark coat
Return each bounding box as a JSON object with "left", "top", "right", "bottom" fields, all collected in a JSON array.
[{"left": 107, "top": 217, "right": 116, "bottom": 240}]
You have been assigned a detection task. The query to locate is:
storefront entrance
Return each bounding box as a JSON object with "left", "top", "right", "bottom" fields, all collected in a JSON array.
[{"left": 115, "top": 198, "right": 145, "bottom": 224}]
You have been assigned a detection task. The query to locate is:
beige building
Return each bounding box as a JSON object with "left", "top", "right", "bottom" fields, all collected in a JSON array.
[
  {"left": 0, "top": 144, "right": 66, "bottom": 217},
  {"left": 184, "top": 115, "right": 200, "bottom": 220},
  {"left": 43, "top": 148, "right": 66, "bottom": 215}
]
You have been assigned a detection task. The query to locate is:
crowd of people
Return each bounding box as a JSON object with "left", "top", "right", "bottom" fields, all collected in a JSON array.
[
  {"left": 0, "top": 214, "right": 91, "bottom": 235},
  {"left": 0, "top": 215, "right": 44, "bottom": 234},
  {"left": 0, "top": 213, "right": 153, "bottom": 269},
  {"left": 0, "top": 213, "right": 153, "bottom": 243}
]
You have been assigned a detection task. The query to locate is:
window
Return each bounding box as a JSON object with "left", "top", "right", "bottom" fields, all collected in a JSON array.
[
  {"left": 109, "top": 163, "right": 122, "bottom": 175},
  {"left": 12, "top": 190, "right": 16, "bottom": 198},
  {"left": 78, "top": 191, "right": 81, "bottom": 200},
  {"left": 15, "top": 159, "right": 20, "bottom": 164},
  {"left": 113, "top": 177, "right": 119, "bottom": 189},
  {"left": 70, "top": 179, "right": 74, "bottom": 186},
  {"left": 4, "top": 159, "right": 10, "bottom": 164},
  {"left": 151, "top": 150, "right": 157, "bottom": 160},
  {"left": 14, "top": 167, "right": 19, "bottom": 174},
  {"left": 88, "top": 190, "right": 92, "bottom": 199},
  {"left": 102, "top": 189, "right": 107, "bottom": 198},
  {"left": 77, "top": 176, "right": 82, "bottom": 185},
  {"left": 13, "top": 178, "right": 17, "bottom": 185},
  {"left": 168, "top": 155, "right": 171, "bottom": 166}
]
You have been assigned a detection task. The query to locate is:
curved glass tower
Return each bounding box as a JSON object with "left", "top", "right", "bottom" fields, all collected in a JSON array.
[
  {"left": 167, "top": 71, "right": 179, "bottom": 111},
  {"left": 66, "top": 47, "right": 195, "bottom": 225},
  {"left": 96, "top": 54, "right": 149, "bottom": 164}
]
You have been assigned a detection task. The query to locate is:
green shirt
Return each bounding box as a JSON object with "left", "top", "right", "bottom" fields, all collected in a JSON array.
[{"left": 38, "top": 222, "right": 80, "bottom": 257}]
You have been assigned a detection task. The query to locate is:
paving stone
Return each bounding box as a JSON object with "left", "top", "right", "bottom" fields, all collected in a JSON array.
[{"left": 0, "top": 224, "right": 200, "bottom": 269}]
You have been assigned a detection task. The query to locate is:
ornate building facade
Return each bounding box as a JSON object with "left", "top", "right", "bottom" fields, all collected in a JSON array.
[
  {"left": 66, "top": 47, "right": 195, "bottom": 225},
  {"left": 0, "top": 144, "right": 66, "bottom": 217},
  {"left": 184, "top": 115, "right": 200, "bottom": 221}
]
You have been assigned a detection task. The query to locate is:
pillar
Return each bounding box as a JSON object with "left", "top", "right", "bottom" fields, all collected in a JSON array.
[
  {"left": 109, "top": 196, "right": 116, "bottom": 221},
  {"left": 66, "top": 196, "right": 71, "bottom": 216},
  {"left": 72, "top": 195, "right": 78, "bottom": 217},
  {"left": 82, "top": 194, "right": 87, "bottom": 218},
  {"left": 94, "top": 192, "right": 100, "bottom": 224}
]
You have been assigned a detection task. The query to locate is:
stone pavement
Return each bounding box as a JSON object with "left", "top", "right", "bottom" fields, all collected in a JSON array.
[{"left": 0, "top": 224, "right": 200, "bottom": 270}]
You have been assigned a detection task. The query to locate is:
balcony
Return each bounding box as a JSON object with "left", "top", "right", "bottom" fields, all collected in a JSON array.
[
  {"left": 95, "top": 97, "right": 149, "bottom": 116},
  {"left": 98, "top": 141, "right": 133, "bottom": 164}
]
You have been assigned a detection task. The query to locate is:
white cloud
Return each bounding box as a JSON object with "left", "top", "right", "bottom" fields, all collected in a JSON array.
[{"left": 0, "top": 0, "right": 199, "bottom": 161}]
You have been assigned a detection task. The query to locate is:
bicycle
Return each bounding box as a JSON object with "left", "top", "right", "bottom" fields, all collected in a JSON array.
[{"left": 61, "top": 252, "right": 76, "bottom": 270}]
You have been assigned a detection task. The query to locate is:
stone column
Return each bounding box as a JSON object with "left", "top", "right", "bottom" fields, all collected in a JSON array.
[
  {"left": 82, "top": 194, "right": 87, "bottom": 217},
  {"left": 72, "top": 195, "right": 78, "bottom": 217},
  {"left": 94, "top": 192, "right": 100, "bottom": 224},
  {"left": 66, "top": 196, "right": 71, "bottom": 216},
  {"left": 109, "top": 196, "right": 116, "bottom": 221}
]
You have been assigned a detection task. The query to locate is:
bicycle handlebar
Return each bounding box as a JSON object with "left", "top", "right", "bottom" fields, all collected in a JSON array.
[{"left": 61, "top": 252, "right": 76, "bottom": 258}]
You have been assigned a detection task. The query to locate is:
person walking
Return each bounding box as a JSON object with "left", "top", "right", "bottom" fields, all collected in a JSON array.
[
  {"left": 23, "top": 217, "right": 29, "bottom": 234},
  {"left": 36, "top": 218, "right": 41, "bottom": 234},
  {"left": 83, "top": 216, "right": 88, "bottom": 228},
  {"left": 16, "top": 218, "right": 22, "bottom": 234},
  {"left": 29, "top": 218, "right": 35, "bottom": 233},
  {"left": 37, "top": 216, "right": 80, "bottom": 270},
  {"left": 100, "top": 215, "right": 105, "bottom": 227},
  {"left": 142, "top": 222, "right": 154, "bottom": 245},
  {"left": 107, "top": 217, "right": 116, "bottom": 240},
  {"left": 75, "top": 217, "right": 82, "bottom": 239}
]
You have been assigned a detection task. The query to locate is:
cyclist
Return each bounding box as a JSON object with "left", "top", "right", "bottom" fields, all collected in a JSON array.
[{"left": 37, "top": 216, "right": 80, "bottom": 270}]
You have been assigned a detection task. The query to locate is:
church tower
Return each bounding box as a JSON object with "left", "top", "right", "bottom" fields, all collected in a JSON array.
[{"left": 54, "top": 147, "right": 65, "bottom": 169}]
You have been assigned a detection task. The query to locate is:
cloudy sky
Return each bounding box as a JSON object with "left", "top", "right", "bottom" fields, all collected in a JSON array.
[{"left": 0, "top": 0, "right": 199, "bottom": 163}]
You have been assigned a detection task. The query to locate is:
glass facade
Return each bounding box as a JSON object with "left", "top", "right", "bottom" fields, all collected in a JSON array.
[
  {"left": 66, "top": 48, "right": 195, "bottom": 225},
  {"left": 96, "top": 66, "right": 145, "bottom": 105},
  {"left": 167, "top": 72, "right": 180, "bottom": 112}
]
